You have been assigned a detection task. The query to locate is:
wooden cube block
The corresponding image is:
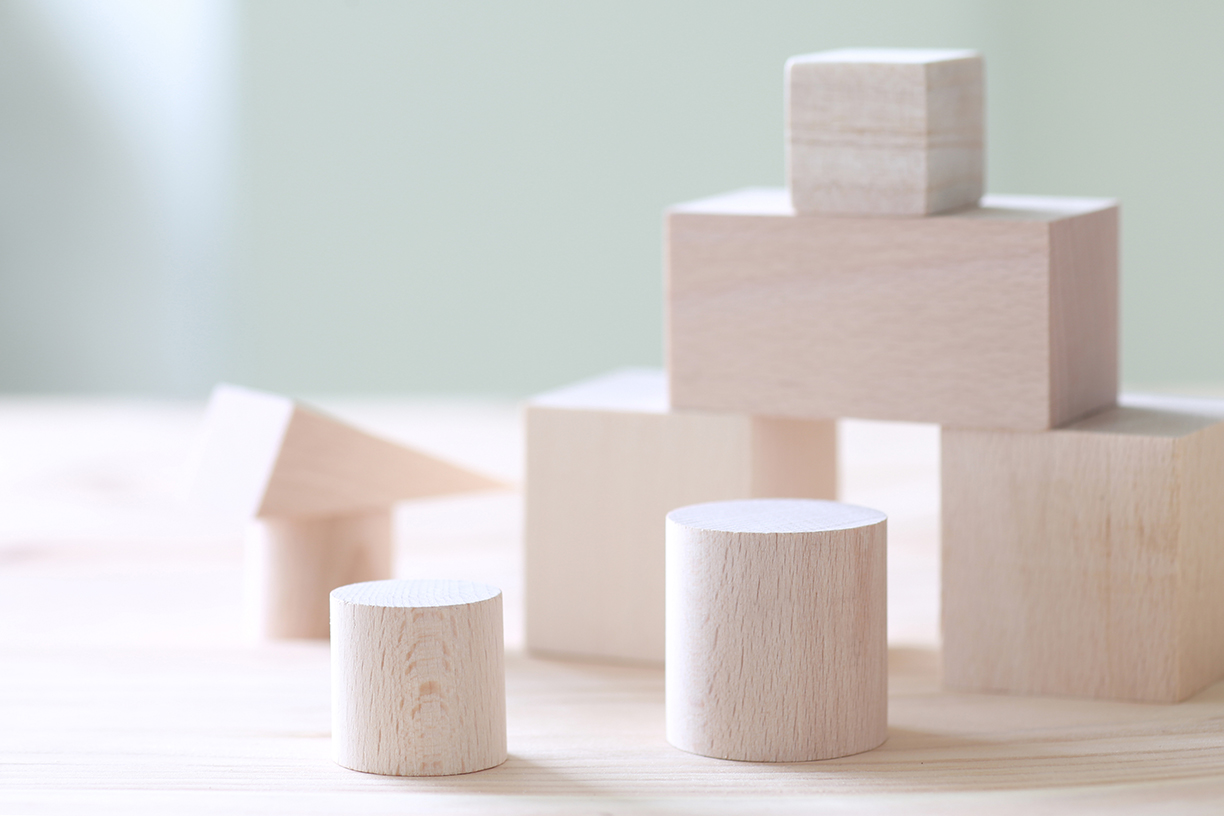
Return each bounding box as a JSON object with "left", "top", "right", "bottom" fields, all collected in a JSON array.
[
  {"left": 666, "top": 188, "right": 1118, "bottom": 431},
  {"left": 786, "top": 48, "right": 984, "bottom": 216},
  {"left": 525, "top": 369, "right": 836, "bottom": 664},
  {"left": 942, "top": 395, "right": 1224, "bottom": 703}
]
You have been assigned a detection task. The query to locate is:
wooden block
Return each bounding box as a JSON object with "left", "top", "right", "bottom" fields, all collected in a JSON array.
[
  {"left": 525, "top": 369, "right": 836, "bottom": 665},
  {"left": 330, "top": 579, "right": 506, "bottom": 776},
  {"left": 665, "top": 498, "right": 887, "bottom": 761},
  {"left": 942, "top": 395, "right": 1224, "bottom": 703},
  {"left": 189, "top": 383, "right": 504, "bottom": 520},
  {"left": 786, "top": 48, "right": 984, "bottom": 216},
  {"left": 246, "top": 510, "right": 391, "bottom": 640},
  {"left": 188, "top": 384, "right": 504, "bottom": 639},
  {"left": 666, "top": 188, "right": 1118, "bottom": 430}
]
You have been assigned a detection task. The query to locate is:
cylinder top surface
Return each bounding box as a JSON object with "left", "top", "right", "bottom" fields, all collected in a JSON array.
[
  {"left": 331, "top": 579, "right": 501, "bottom": 609},
  {"left": 667, "top": 498, "right": 885, "bottom": 534}
]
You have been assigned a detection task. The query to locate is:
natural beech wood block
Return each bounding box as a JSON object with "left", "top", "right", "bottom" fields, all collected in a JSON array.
[
  {"left": 189, "top": 383, "right": 503, "bottom": 520},
  {"left": 188, "top": 384, "right": 503, "bottom": 639},
  {"left": 943, "top": 395, "right": 1224, "bottom": 703},
  {"left": 667, "top": 187, "right": 1118, "bottom": 430},
  {"left": 331, "top": 579, "right": 507, "bottom": 777},
  {"left": 525, "top": 369, "right": 836, "bottom": 665},
  {"left": 666, "top": 498, "right": 887, "bottom": 762},
  {"left": 247, "top": 510, "right": 392, "bottom": 640},
  {"left": 787, "top": 48, "right": 984, "bottom": 216}
]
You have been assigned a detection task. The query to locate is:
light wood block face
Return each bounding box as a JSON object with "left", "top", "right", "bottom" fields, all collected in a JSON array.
[
  {"left": 524, "top": 369, "right": 836, "bottom": 665},
  {"left": 189, "top": 384, "right": 504, "bottom": 640},
  {"left": 331, "top": 579, "right": 507, "bottom": 776},
  {"left": 246, "top": 510, "right": 392, "bottom": 640},
  {"left": 666, "top": 188, "right": 1118, "bottom": 430},
  {"left": 786, "top": 48, "right": 984, "bottom": 216},
  {"left": 942, "top": 395, "right": 1224, "bottom": 703},
  {"left": 20, "top": 400, "right": 1224, "bottom": 809},
  {"left": 666, "top": 499, "right": 887, "bottom": 762},
  {"left": 190, "top": 383, "right": 503, "bottom": 520}
]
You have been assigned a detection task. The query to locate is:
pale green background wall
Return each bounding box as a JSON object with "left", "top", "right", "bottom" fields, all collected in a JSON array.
[{"left": 3, "top": 1, "right": 1223, "bottom": 395}]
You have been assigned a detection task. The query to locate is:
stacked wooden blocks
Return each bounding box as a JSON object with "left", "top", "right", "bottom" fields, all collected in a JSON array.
[
  {"left": 189, "top": 384, "right": 503, "bottom": 640},
  {"left": 670, "top": 49, "right": 1116, "bottom": 431},
  {"left": 188, "top": 388, "right": 511, "bottom": 775},
  {"left": 661, "top": 46, "right": 1223, "bottom": 705},
  {"left": 176, "top": 46, "right": 1224, "bottom": 779},
  {"left": 525, "top": 369, "right": 836, "bottom": 664},
  {"left": 527, "top": 45, "right": 1221, "bottom": 727}
]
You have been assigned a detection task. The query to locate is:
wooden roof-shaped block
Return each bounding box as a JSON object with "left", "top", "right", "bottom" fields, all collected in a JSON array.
[{"left": 188, "top": 384, "right": 505, "bottom": 520}]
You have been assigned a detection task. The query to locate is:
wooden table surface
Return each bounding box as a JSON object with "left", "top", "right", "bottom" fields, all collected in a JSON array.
[{"left": 2, "top": 398, "right": 1222, "bottom": 814}]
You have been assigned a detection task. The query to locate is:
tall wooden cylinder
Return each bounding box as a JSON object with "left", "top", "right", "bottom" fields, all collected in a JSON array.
[
  {"left": 331, "top": 579, "right": 507, "bottom": 777},
  {"left": 666, "top": 498, "right": 887, "bottom": 762},
  {"left": 245, "top": 509, "right": 393, "bottom": 640}
]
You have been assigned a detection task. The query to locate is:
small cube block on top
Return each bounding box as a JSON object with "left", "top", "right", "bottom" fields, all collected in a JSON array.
[{"left": 787, "top": 48, "right": 984, "bottom": 216}]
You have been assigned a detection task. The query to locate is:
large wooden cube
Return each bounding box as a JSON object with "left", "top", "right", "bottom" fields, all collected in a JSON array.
[
  {"left": 786, "top": 48, "right": 984, "bottom": 216},
  {"left": 942, "top": 395, "right": 1224, "bottom": 702},
  {"left": 666, "top": 187, "right": 1118, "bottom": 431},
  {"left": 525, "top": 369, "right": 836, "bottom": 664}
]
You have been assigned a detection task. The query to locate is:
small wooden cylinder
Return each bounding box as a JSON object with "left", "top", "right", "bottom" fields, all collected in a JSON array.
[
  {"left": 666, "top": 498, "right": 887, "bottom": 762},
  {"left": 331, "top": 579, "right": 507, "bottom": 776},
  {"left": 245, "top": 509, "right": 392, "bottom": 640}
]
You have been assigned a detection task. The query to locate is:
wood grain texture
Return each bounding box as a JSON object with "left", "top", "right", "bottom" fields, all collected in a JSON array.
[
  {"left": 666, "top": 499, "right": 887, "bottom": 761},
  {"left": 189, "top": 385, "right": 504, "bottom": 641},
  {"left": 247, "top": 510, "right": 392, "bottom": 640},
  {"left": 524, "top": 369, "right": 836, "bottom": 665},
  {"left": 189, "top": 383, "right": 504, "bottom": 521},
  {"left": 942, "top": 394, "right": 1224, "bottom": 702},
  {"left": 10, "top": 640, "right": 1224, "bottom": 815},
  {"left": 786, "top": 48, "right": 983, "bottom": 216},
  {"left": 666, "top": 188, "right": 1118, "bottom": 430},
  {"left": 7, "top": 397, "right": 1224, "bottom": 813},
  {"left": 331, "top": 580, "right": 507, "bottom": 776}
]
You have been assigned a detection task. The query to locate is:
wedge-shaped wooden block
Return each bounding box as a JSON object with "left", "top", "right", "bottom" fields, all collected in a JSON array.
[
  {"left": 189, "top": 384, "right": 503, "bottom": 639},
  {"left": 525, "top": 369, "right": 836, "bottom": 664},
  {"left": 191, "top": 384, "right": 501, "bottom": 520},
  {"left": 667, "top": 188, "right": 1118, "bottom": 430},
  {"left": 943, "top": 395, "right": 1224, "bottom": 703},
  {"left": 786, "top": 48, "right": 984, "bottom": 216}
]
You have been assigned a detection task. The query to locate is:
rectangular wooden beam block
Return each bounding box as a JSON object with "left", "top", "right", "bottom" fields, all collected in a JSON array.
[
  {"left": 525, "top": 369, "right": 836, "bottom": 665},
  {"left": 666, "top": 188, "right": 1118, "bottom": 431},
  {"left": 942, "top": 395, "right": 1224, "bottom": 703},
  {"left": 786, "top": 48, "right": 984, "bottom": 216}
]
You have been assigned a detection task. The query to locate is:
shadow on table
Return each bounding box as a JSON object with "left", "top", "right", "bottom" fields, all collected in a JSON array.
[
  {"left": 353, "top": 754, "right": 612, "bottom": 797},
  {"left": 352, "top": 646, "right": 1224, "bottom": 798}
]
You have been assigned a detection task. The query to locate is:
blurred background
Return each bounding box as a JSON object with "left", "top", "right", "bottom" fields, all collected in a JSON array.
[{"left": 1, "top": 0, "right": 1221, "bottom": 398}]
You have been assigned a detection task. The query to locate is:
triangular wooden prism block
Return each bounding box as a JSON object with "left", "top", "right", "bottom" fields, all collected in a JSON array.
[
  {"left": 190, "top": 383, "right": 505, "bottom": 520},
  {"left": 188, "top": 384, "right": 506, "bottom": 640}
]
